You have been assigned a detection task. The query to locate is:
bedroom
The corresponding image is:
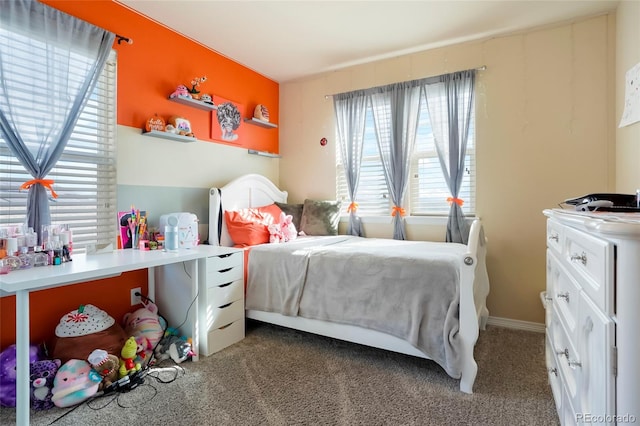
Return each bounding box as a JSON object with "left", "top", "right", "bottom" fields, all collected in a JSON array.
[{"left": 0, "top": 0, "right": 639, "bottom": 423}]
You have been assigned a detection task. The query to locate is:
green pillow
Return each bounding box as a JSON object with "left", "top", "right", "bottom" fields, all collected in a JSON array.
[
  {"left": 300, "top": 199, "right": 342, "bottom": 236},
  {"left": 274, "top": 202, "right": 303, "bottom": 231}
]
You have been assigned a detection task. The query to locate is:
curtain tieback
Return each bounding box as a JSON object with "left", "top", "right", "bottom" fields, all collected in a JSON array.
[
  {"left": 447, "top": 197, "right": 464, "bottom": 206},
  {"left": 391, "top": 206, "right": 406, "bottom": 217},
  {"left": 20, "top": 179, "right": 58, "bottom": 199},
  {"left": 347, "top": 202, "right": 359, "bottom": 213}
]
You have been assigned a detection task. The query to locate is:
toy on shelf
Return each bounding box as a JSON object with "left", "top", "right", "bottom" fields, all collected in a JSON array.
[
  {"left": 30, "top": 359, "right": 61, "bottom": 410},
  {"left": 187, "top": 75, "right": 207, "bottom": 99},
  {"left": 154, "top": 327, "right": 194, "bottom": 364},
  {"left": 169, "top": 84, "right": 191, "bottom": 99}
]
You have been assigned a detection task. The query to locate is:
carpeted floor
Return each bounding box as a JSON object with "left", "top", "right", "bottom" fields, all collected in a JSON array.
[{"left": 1, "top": 320, "right": 559, "bottom": 426}]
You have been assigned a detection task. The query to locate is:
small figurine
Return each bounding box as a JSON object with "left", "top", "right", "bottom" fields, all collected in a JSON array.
[{"left": 169, "top": 84, "right": 191, "bottom": 99}]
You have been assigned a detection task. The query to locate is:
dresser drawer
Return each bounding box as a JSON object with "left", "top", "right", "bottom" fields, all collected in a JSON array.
[
  {"left": 207, "top": 252, "right": 243, "bottom": 285},
  {"left": 562, "top": 226, "right": 613, "bottom": 315},
  {"left": 206, "top": 298, "right": 244, "bottom": 332},
  {"left": 549, "top": 304, "right": 580, "bottom": 407},
  {"left": 549, "top": 252, "right": 581, "bottom": 349},
  {"left": 207, "top": 279, "right": 243, "bottom": 306},
  {"left": 545, "top": 335, "right": 562, "bottom": 414},
  {"left": 205, "top": 317, "right": 245, "bottom": 355},
  {"left": 547, "top": 219, "right": 564, "bottom": 257}
]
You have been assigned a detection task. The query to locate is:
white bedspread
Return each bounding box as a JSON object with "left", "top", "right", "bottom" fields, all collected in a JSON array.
[{"left": 246, "top": 235, "right": 467, "bottom": 377}]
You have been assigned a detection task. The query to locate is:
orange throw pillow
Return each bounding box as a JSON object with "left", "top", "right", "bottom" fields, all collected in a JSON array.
[{"left": 224, "top": 204, "right": 283, "bottom": 247}]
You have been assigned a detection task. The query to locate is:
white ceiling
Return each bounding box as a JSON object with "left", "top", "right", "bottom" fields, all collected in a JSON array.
[{"left": 116, "top": 0, "right": 620, "bottom": 83}]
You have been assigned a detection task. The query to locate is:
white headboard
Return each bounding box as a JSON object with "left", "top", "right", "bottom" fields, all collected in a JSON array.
[{"left": 209, "top": 174, "right": 288, "bottom": 246}]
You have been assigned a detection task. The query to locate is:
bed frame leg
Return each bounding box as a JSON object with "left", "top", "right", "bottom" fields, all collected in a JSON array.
[{"left": 459, "top": 357, "right": 478, "bottom": 394}]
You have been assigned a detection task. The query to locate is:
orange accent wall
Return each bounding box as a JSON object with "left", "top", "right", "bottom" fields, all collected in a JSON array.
[{"left": 1, "top": 0, "right": 279, "bottom": 351}]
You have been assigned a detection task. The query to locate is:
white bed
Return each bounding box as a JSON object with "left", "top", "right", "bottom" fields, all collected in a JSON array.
[{"left": 209, "top": 173, "right": 490, "bottom": 393}]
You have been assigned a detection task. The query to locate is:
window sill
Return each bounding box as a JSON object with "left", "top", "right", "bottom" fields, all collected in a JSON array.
[{"left": 340, "top": 215, "right": 454, "bottom": 226}]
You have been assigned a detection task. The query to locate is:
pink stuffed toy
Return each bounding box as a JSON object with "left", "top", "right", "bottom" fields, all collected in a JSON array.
[
  {"left": 169, "top": 84, "right": 191, "bottom": 99},
  {"left": 268, "top": 213, "right": 297, "bottom": 243}
]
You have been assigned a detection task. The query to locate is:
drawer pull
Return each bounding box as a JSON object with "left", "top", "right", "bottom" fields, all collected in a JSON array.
[
  {"left": 218, "top": 267, "right": 233, "bottom": 273},
  {"left": 570, "top": 251, "right": 587, "bottom": 266},
  {"left": 556, "top": 348, "right": 569, "bottom": 359},
  {"left": 548, "top": 367, "right": 558, "bottom": 377},
  {"left": 218, "top": 282, "right": 232, "bottom": 288},
  {"left": 556, "top": 292, "right": 570, "bottom": 303},
  {"left": 218, "top": 253, "right": 233, "bottom": 258},
  {"left": 218, "top": 302, "right": 232, "bottom": 309},
  {"left": 567, "top": 359, "right": 582, "bottom": 369},
  {"left": 548, "top": 234, "right": 559, "bottom": 242}
]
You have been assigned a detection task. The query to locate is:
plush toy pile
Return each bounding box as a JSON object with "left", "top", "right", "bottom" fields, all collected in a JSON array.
[
  {"left": 0, "top": 301, "right": 194, "bottom": 412},
  {"left": 268, "top": 212, "right": 298, "bottom": 243}
]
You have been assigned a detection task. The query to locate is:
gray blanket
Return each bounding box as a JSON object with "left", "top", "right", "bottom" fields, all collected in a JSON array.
[{"left": 247, "top": 236, "right": 466, "bottom": 377}]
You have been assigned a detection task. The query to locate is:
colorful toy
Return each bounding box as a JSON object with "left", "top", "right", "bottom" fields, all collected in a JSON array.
[
  {"left": 87, "top": 349, "right": 119, "bottom": 390},
  {"left": 154, "top": 328, "right": 194, "bottom": 364},
  {"left": 51, "top": 359, "right": 101, "bottom": 408},
  {"left": 169, "top": 84, "right": 191, "bottom": 99},
  {"left": 0, "top": 344, "right": 40, "bottom": 407},
  {"left": 118, "top": 337, "right": 141, "bottom": 378},
  {"left": 122, "top": 301, "right": 164, "bottom": 366},
  {"left": 30, "top": 359, "right": 61, "bottom": 410}
]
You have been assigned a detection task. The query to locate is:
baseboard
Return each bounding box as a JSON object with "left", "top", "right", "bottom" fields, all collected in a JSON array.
[{"left": 486, "top": 316, "right": 545, "bottom": 333}]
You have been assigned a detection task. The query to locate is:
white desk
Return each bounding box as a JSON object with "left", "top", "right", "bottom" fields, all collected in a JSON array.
[{"left": 0, "top": 245, "right": 230, "bottom": 426}]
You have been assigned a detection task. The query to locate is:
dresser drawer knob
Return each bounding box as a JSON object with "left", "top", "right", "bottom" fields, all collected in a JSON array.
[
  {"left": 548, "top": 367, "right": 558, "bottom": 377},
  {"left": 567, "top": 359, "right": 582, "bottom": 369},
  {"left": 556, "top": 292, "right": 570, "bottom": 303},
  {"left": 556, "top": 348, "right": 569, "bottom": 359},
  {"left": 548, "top": 234, "right": 559, "bottom": 242},
  {"left": 218, "top": 267, "right": 233, "bottom": 273},
  {"left": 570, "top": 251, "right": 587, "bottom": 266}
]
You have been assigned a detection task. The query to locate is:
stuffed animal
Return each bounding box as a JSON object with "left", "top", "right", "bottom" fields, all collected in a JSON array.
[
  {"left": 122, "top": 301, "right": 164, "bottom": 366},
  {"left": 30, "top": 359, "right": 61, "bottom": 410},
  {"left": 268, "top": 212, "right": 297, "bottom": 244},
  {"left": 87, "top": 349, "right": 119, "bottom": 390},
  {"left": 154, "top": 328, "right": 194, "bottom": 364},
  {"left": 118, "top": 337, "right": 141, "bottom": 378},
  {"left": 0, "top": 344, "right": 40, "bottom": 407},
  {"left": 169, "top": 84, "right": 191, "bottom": 99},
  {"left": 51, "top": 359, "right": 101, "bottom": 408}
]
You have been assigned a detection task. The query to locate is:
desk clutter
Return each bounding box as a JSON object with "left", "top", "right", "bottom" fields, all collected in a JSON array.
[
  {"left": 0, "top": 302, "right": 194, "bottom": 412},
  {"left": 0, "top": 224, "right": 73, "bottom": 274}
]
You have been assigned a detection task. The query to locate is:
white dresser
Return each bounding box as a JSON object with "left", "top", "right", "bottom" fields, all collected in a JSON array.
[
  {"left": 543, "top": 209, "right": 640, "bottom": 425},
  {"left": 155, "top": 246, "right": 245, "bottom": 357}
]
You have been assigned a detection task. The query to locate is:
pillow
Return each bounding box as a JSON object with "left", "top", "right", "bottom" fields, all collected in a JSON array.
[
  {"left": 299, "top": 199, "right": 342, "bottom": 236},
  {"left": 274, "top": 202, "right": 303, "bottom": 231},
  {"left": 224, "top": 204, "right": 283, "bottom": 246}
]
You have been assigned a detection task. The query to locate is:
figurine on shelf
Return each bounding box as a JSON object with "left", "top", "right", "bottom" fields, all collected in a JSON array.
[
  {"left": 187, "top": 76, "right": 207, "bottom": 100},
  {"left": 200, "top": 93, "right": 213, "bottom": 105},
  {"left": 169, "top": 85, "right": 191, "bottom": 99}
]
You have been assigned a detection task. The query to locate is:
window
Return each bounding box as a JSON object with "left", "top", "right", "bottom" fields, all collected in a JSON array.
[
  {"left": 0, "top": 36, "right": 117, "bottom": 252},
  {"left": 337, "top": 91, "right": 475, "bottom": 217}
]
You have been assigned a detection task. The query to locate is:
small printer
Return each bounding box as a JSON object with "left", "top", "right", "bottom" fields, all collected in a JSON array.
[{"left": 159, "top": 212, "right": 199, "bottom": 249}]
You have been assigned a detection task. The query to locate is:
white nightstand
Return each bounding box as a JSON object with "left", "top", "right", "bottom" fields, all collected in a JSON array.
[{"left": 198, "top": 248, "right": 245, "bottom": 356}]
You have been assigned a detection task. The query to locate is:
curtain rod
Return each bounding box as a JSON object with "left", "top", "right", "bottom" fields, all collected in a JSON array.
[
  {"left": 324, "top": 65, "right": 487, "bottom": 99},
  {"left": 116, "top": 34, "right": 133, "bottom": 45}
]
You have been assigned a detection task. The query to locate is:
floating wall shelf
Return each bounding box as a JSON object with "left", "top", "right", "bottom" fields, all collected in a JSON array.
[
  {"left": 142, "top": 130, "right": 197, "bottom": 143},
  {"left": 248, "top": 149, "right": 281, "bottom": 158},
  {"left": 168, "top": 96, "right": 217, "bottom": 111},
  {"left": 243, "top": 117, "right": 278, "bottom": 129}
]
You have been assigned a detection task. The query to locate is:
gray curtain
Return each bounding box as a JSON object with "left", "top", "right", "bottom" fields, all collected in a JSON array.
[
  {"left": 369, "top": 82, "right": 422, "bottom": 240},
  {"left": 333, "top": 90, "right": 368, "bottom": 236},
  {"left": 423, "top": 70, "right": 476, "bottom": 244},
  {"left": 0, "top": 0, "right": 115, "bottom": 242}
]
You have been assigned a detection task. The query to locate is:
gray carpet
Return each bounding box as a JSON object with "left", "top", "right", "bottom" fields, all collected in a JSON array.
[{"left": 1, "top": 321, "right": 559, "bottom": 426}]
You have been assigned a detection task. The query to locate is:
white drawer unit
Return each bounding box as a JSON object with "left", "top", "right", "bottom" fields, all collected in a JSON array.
[
  {"left": 198, "top": 249, "right": 245, "bottom": 356},
  {"left": 543, "top": 209, "right": 640, "bottom": 425},
  {"left": 155, "top": 245, "right": 245, "bottom": 359}
]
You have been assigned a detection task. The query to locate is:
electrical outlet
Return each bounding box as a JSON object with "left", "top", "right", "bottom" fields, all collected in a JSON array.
[{"left": 130, "top": 287, "right": 141, "bottom": 306}]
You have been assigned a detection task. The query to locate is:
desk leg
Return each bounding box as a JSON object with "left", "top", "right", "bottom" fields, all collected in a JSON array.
[
  {"left": 16, "top": 289, "right": 30, "bottom": 425},
  {"left": 191, "top": 259, "right": 199, "bottom": 362},
  {"left": 148, "top": 267, "right": 155, "bottom": 301}
]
